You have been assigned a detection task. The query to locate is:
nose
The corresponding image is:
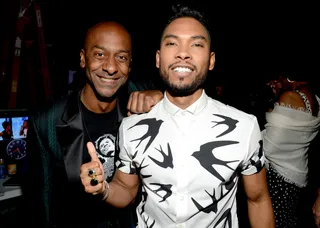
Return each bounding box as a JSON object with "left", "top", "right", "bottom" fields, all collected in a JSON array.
[
  {"left": 175, "top": 45, "right": 191, "bottom": 60},
  {"left": 102, "top": 57, "right": 118, "bottom": 76}
]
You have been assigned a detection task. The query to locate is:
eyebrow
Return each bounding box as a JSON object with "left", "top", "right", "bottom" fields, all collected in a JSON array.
[
  {"left": 92, "top": 45, "right": 130, "bottom": 54},
  {"left": 163, "top": 34, "right": 207, "bottom": 42}
]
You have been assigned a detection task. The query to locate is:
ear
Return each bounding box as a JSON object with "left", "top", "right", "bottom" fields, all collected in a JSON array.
[
  {"left": 209, "top": 52, "right": 215, "bottom": 70},
  {"left": 156, "top": 50, "right": 160, "bottom": 69},
  {"left": 80, "top": 49, "right": 85, "bottom": 68}
]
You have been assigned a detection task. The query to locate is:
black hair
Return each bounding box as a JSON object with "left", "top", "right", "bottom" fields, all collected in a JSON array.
[
  {"left": 160, "top": 3, "right": 214, "bottom": 51},
  {"left": 2, "top": 121, "right": 9, "bottom": 129},
  {"left": 278, "top": 51, "right": 317, "bottom": 82},
  {"left": 281, "top": 66, "right": 312, "bottom": 82}
]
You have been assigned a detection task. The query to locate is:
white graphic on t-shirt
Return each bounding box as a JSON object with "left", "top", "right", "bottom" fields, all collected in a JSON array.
[{"left": 94, "top": 134, "right": 115, "bottom": 179}]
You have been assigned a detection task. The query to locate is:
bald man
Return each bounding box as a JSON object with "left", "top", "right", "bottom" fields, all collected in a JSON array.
[{"left": 25, "top": 21, "right": 162, "bottom": 228}]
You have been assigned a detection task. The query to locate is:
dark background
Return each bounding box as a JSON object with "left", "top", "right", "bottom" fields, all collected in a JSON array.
[
  {"left": 0, "top": 2, "right": 319, "bottom": 227},
  {"left": 0, "top": 0, "right": 319, "bottom": 109}
]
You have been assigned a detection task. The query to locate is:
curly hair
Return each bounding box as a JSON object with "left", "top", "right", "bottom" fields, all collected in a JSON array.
[{"left": 160, "top": 2, "right": 214, "bottom": 51}]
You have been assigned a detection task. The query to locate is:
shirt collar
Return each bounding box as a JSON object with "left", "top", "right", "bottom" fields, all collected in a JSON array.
[{"left": 163, "top": 90, "right": 208, "bottom": 116}]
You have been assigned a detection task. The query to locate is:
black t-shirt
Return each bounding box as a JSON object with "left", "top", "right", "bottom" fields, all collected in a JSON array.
[
  {"left": 59, "top": 102, "right": 134, "bottom": 227},
  {"left": 81, "top": 102, "right": 119, "bottom": 182}
]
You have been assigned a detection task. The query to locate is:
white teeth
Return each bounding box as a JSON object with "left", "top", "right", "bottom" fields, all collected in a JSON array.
[
  {"left": 173, "top": 67, "right": 192, "bottom": 72},
  {"left": 101, "top": 78, "right": 116, "bottom": 82}
]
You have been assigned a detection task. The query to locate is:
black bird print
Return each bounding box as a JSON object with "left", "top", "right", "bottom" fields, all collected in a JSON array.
[
  {"left": 128, "top": 118, "right": 163, "bottom": 154},
  {"left": 142, "top": 215, "right": 155, "bottom": 228},
  {"left": 140, "top": 189, "right": 156, "bottom": 228},
  {"left": 213, "top": 208, "right": 232, "bottom": 228},
  {"left": 211, "top": 114, "right": 238, "bottom": 137},
  {"left": 148, "top": 143, "right": 174, "bottom": 169},
  {"left": 132, "top": 150, "right": 139, "bottom": 159},
  {"left": 223, "top": 170, "right": 237, "bottom": 191},
  {"left": 243, "top": 140, "right": 264, "bottom": 172},
  {"left": 150, "top": 183, "right": 172, "bottom": 202},
  {"left": 139, "top": 158, "right": 152, "bottom": 179},
  {"left": 116, "top": 159, "right": 126, "bottom": 169},
  {"left": 250, "top": 140, "right": 264, "bottom": 171},
  {"left": 192, "top": 141, "right": 239, "bottom": 182},
  {"left": 139, "top": 191, "right": 148, "bottom": 215},
  {"left": 191, "top": 188, "right": 218, "bottom": 214}
]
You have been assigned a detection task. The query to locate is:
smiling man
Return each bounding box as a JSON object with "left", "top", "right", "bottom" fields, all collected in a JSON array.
[
  {"left": 81, "top": 4, "right": 275, "bottom": 228},
  {"left": 26, "top": 21, "right": 163, "bottom": 228}
]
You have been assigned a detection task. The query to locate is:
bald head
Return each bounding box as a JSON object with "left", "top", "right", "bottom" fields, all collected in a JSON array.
[
  {"left": 79, "top": 21, "right": 132, "bottom": 101},
  {"left": 84, "top": 21, "right": 132, "bottom": 52}
]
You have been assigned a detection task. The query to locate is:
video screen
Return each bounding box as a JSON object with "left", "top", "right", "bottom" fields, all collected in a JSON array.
[
  {"left": 0, "top": 109, "right": 29, "bottom": 162},
  {"left": 0, "top": 116, "right": 28, "bottom": 141}
]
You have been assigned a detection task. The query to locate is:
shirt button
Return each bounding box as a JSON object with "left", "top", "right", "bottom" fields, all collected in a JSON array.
[
  {"left": 176, "top": 224, "right": 183, "bottom": 228},
  {"left": 180, "top": 195, "right": 184, "bottom": 201}
]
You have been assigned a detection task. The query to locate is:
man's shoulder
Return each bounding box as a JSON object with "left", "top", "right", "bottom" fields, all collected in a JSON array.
[
  {"left": 31, "top": 92, "right": 77, "bottom": 124},
  {"left": 208, "top": 97, "right": 257, "bottom": 124},
  {"left": 32, "top": 99, "right": 65, "bottom": 116}
]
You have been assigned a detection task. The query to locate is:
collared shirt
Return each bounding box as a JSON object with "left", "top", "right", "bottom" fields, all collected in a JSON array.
[{"left": 117, "top": 90, "right": 264, "bottom": 228}]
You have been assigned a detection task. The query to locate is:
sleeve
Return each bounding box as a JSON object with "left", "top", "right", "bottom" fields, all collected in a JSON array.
[
  {"left": 115, "top": 121, "right": 137, "bottom": 175},
  {"left": 22, "top": 110, "right": 53, "bottom": 227},
  {"left": 240, "top": 117, "right": 265, "bottom": 175}
]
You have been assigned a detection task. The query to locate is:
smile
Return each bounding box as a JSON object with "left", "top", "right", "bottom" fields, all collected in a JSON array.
[
  {"left": 173, "top": 67, "right": 192, "bottom": 73},
  {"left": 99, "top": 77, "right": 119, "bottom": 82}
]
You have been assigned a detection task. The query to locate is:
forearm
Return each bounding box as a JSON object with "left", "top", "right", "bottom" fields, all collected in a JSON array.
[
  {"left": 248, "top": 197, "right": 275, "bottom": 228},
  {"left": 104, "top": 179, "right": 139, "bottom": 208}
]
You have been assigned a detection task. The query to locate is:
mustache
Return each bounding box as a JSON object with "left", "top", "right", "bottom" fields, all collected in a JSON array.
[{"left": 168, "top": 61, "right": 197, "bottom": 71}]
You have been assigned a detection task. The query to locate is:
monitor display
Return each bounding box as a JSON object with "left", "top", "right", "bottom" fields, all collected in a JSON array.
[{"left": 0, "top": 109, "right": 29, "bottom": 161}]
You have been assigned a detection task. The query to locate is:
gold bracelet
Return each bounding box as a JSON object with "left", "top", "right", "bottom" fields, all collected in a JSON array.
[{"left": 102, "top": 180, "right": 110, "bottom": 201}]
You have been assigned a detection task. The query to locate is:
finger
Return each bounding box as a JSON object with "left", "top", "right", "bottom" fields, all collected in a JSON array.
[
  {"left": 82, "top": 179, "right": 104, "bottom": 194},
  {"left": 127, "top": 92, "right": 133, "bottom": 111},
  {"left": 136, "top": 93, "right": 145, "bottom": 113},
  {"left": 87, "top": 141, "right": 99, "bottom": 162},
  {"left": 142, "top": 96, "right": 155, "bottom": 113},
  {"left": 128, "top": 92, "right": 138, "bottom": 114},
  {"left": 80, "top": 162, "right": 100, "bottom": 178},
  {"left": 81, "top": 170, "right": 104, "bottom": 186},
  {"left": 88, "top": 167, "right": 103, "bottom": 176}
]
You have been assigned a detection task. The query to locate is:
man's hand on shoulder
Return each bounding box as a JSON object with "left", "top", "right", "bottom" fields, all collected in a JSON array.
[{"left": 127, "top": 90, "right": 163, "bottom": 116}]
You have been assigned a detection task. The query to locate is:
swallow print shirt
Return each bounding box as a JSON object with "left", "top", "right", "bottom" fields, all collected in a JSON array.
[{"left": 116, "top": 90, "right": 264, "bottom": 228}]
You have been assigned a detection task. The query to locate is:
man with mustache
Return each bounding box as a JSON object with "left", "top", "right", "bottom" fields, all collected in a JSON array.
[{"left": 81, "top": 4, "right": 275, "bottom": 228}]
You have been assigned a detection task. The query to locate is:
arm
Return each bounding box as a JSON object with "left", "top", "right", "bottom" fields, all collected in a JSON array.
[
  {"left": 313, "top": 188, "right": 320, "bottom": 227},
  {"left": 240, "top": 117, "right": 275, "bottom": 227},
  {"left": 127, "top": 90, "right": 163, "bottom": 116},
  {"left": 106, "top": 170, "right": 140, "bottom": 208},
  {"left": 242, "top": 168, "right": 275, "bottom": 228},
  {"left": 126, "top": 78, "right": 163, "bottom": 115}
]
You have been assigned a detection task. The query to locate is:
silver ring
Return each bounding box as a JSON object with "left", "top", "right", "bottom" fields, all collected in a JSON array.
[{"left": 88, "top": 168, "right": 96, "bottom": 177}]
